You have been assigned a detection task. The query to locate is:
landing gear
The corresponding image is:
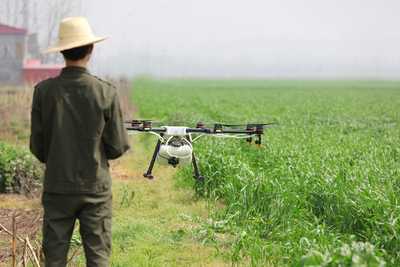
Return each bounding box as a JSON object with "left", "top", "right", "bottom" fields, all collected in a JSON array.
[{"left": 143, "top": 133, "right": 205, "bottom": 181}]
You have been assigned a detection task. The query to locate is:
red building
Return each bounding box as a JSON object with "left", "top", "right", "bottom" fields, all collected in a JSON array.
[{"left": 23, "top": 59, "right": 63, "bottom": 85}]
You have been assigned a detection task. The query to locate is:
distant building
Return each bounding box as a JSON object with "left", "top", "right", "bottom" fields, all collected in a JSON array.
[
  {"left": 0, "top": 24, "right": 28, "bottom": 85},
  {"left": 23, "top": 59, "right": 64, "bottom": 84},
  {"left": 0, "top": 23, "right": 63, "bottom": 86}
]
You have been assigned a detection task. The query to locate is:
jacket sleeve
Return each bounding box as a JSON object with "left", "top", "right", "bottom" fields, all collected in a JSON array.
[
  {"left": 102, "top": 89, "right": 130, "bottom": 160},
  {"left": 30, "top": 87, "right": 45, "bottom": 163}
]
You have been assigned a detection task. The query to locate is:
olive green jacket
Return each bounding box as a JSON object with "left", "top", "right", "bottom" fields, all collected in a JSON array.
[{"left": 30, "top": 66, "right": 130, "bottom": 194}]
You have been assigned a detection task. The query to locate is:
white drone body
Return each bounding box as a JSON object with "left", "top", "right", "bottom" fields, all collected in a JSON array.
[{"left": 157, "top": 126, "right": 193, "bottom": 166}]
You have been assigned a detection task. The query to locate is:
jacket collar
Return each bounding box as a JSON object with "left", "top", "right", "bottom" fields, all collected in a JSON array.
[{"left": 60, "top": 66, "right": 91, "bottom": 76}]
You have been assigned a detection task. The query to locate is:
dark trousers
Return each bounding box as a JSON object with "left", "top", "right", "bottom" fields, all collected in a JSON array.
[{"left": 41, "top": 189, "right": 113, "bottom": 267}]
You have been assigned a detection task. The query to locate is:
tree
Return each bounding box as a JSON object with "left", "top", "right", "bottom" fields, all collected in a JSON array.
[{"left": 0, "top": 0, "right": 83, "bottom": 64}]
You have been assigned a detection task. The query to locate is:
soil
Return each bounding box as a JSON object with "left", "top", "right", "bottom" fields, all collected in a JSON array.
[{"left": 0, "top": 194, "right": 43, "bottom": 265}]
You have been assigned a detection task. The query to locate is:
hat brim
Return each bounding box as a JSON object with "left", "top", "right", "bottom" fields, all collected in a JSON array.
[{"left": 41, "top": 35, "right": 111, "bottom": 54}]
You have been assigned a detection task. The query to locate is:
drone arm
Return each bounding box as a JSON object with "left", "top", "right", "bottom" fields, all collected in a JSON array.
[
  {"left": 186, "top": 128, "right": 212, "bottom": 134},
  {"left": 126, "top": 126, "right": 167, "bottom": 132},
  {"left": 186, "top": 128, "right": 261, "bottom": 135}
]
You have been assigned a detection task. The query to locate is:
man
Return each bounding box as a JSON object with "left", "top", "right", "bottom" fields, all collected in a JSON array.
[{"left": 30, "top": 17, "right": 130, "bottom": 266}]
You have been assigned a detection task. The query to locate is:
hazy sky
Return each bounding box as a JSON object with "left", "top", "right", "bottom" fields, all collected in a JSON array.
[{"left": 81, "top": 0, "right": 400, "bottom": 78}]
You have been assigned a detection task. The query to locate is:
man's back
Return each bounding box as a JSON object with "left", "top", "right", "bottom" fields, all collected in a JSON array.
[{"left": 30, "top": 66, "right": 129, "bottom": 194}]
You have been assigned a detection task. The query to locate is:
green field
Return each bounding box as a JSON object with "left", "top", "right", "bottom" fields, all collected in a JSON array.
[{"left": 130, "top": 77, "right": 400, "bottom": 266}]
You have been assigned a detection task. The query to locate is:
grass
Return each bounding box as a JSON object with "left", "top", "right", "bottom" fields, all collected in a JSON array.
[
  {"left": 107, "top": 133, "right": 232, "bottom": 267},
  {"left": 0, "top": 86, "right": 33, "bottom": 145},
  {"left": 110, "top": 179, "right": 229, "bottom": 266},
  {"left": 131, "top": 77, "right": 400, "bottom": 266}
]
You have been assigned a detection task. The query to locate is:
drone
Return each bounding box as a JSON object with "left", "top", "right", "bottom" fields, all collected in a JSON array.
[{"left": 125, "top": 120, "right": 278, "bottom": 181}]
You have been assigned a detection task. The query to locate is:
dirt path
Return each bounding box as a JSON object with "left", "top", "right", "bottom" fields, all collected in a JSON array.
[{"left": 0, "top": 194, "right": 43, "bottom": 265}]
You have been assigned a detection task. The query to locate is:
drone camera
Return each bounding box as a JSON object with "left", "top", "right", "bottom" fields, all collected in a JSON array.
[{"left": 168, "top": 157, "right": 180, "bottom": 167}]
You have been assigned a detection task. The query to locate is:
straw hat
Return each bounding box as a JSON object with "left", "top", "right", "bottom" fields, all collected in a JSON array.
[{"left": 41, "top": 17, "right": 111, "bottom": 53}]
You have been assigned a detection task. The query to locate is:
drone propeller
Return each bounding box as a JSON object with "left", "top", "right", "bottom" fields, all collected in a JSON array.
[
  {"left": 190, "top": 122, "right": 213, "bottom": 125},
  {"left": 189, "top": 122, "right": 279, "bottom": 133},
  {"left": 190, "top": 122, "right": 213, "bottom": 129},
  {"left": 124, "top": 119, "right": 153, "bottom": 124},
  {"left": 254, "top": 123, "right": 278, "bottom": 126},
  {"left": 152, "top": 120, "right": 180, "bottom": 125},
  {"left": 223, "top": 122, "right": 278, "bottom": 127},
  {"left": 191, "top": 122, "right": 247, "bottom": 127},
  {"left": 262, "top": 125, "right": 281, "bottom": 128},
  {"left": 125, "top": 119, "right": 180, "bottom": 131},
  {"left": 124, "top": 119, "right": 179, "bottom": 125},
  {"left": 218, "top": 123, "right": 247, "bottom": 127}
]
